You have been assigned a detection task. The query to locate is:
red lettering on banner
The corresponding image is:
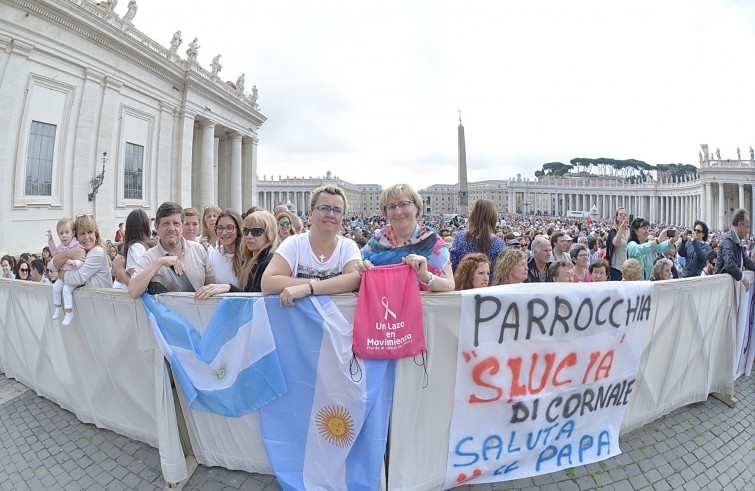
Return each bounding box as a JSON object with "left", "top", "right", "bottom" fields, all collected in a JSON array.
[
  {"left": 553, "top": 352, "right": 577, "bottom": 386},
  {"left": 469, "top": 357, "right": 504, "bottom": 403},
  {"left": 581, "top": 351, "right": 601, "bottom": 384}
]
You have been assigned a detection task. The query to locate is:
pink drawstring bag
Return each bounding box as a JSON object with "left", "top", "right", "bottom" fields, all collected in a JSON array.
[{"left": 353, "top": 264, "right": 426, "bottom": 359}]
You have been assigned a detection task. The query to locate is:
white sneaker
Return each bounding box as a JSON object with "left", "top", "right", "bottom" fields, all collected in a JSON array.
[
  {"left": 61, "top": 312, "right": 74, "bottom": 327},
  {"left": 52, "top": 307, "right": 62, "bottom": 320}
]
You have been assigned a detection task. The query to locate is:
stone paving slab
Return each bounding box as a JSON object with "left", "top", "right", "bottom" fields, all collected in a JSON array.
[{"left": 0, "top": 374, "right": 751, "bottom": 490}]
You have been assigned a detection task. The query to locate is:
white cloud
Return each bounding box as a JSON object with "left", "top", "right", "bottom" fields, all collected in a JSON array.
[{"left": 133, "top": 0, "right": 755, "bottom": 190}]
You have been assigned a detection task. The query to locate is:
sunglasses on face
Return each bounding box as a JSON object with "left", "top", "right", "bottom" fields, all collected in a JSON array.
[
  {"left": 278, "top": 221, "right": 291, "bottom": 227},
  {"left": 19, "top": 268, "right": 29, "bottom": 272},
  {"left": 243, "top": 227, "right": 265, "bottom": 237}
]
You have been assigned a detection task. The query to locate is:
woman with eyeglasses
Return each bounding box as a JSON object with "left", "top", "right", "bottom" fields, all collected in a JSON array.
[
  {"left": 262, "top": 184, "right": 362, "bottom": 306},
  {"left": 358, "top": 183, "right": 454, "bottom": 291},
  {"left": 275, "top": 210, "right": 297, "bottom": 243},
  {"left": 569, "top": 243, "right": 592, "bottom": 282},
  {"left": 677, "top": 220, "right": 711, "bottom": 278},
  {"left": 200, "top": 205, "right": 221, "bottom": 250},
  {"left": 196, "top": 210, "right": 279, "bottom": 298},
  {"left": 207, "top": 210, "right": 244, "bottom": 288},
  {"left": 626, "top": 217, "right": 676, "bottom": 281}
]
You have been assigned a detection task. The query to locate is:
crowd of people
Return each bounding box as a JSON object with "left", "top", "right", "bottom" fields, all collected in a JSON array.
[{"left": 2, "top": 183, "right": 754, "bottom": 322}]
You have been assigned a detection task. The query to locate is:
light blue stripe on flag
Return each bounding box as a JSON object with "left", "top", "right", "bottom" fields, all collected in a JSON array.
[
  {"left": 143, "top": 294, "right": 287, "bottom": 418},
  {"left": 259, "top": 295, "right": 396, "bottom": 491}
]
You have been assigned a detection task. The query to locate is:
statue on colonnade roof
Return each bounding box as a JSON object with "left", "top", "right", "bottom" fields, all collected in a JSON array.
[
  {"left": 211, "top": 54, "right": 222, "bottom": 76},
  {"left": 169, "top": 30, "right": 182, "bottom": 52},
  {"left": 186, "top": 37, "right": 199, "bottom": 61},
  {"left": 123, "top": 0, "right": 137, "bottom": 22}
]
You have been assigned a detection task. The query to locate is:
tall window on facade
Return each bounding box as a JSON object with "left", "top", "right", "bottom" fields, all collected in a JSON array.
[
  {"left": 124, "top": 142, "right": 144, "bottom": 200},
  {"left": 25, "top": 121, "right": 56, "bottom": 196}
]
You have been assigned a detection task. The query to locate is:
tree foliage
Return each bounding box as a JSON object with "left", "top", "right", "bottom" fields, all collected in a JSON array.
[{"left": 535, "top": 157, "right": 698, "bottom": 182}]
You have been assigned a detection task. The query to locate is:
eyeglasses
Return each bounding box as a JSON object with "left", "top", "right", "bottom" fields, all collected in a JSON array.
[
  {"left": 576, "top": 253, "right": 589, "bottom": 258},
  {"left": 278, "top": 221, "right": 291, "bottom": 227},
  {"left": 215, "top": 225, "right": 237, "bottom": 233},
  {"left": 384, "top": 200, "right": 414, "bottom": 212},
  {"left": 242, "top": 227, "right": 265, "bottom": 237},
  {"left": 313, "top": 205, "right": 345, "bottom": 217},
  {"left": 694, "top": 229, "right": 704, "bottom": 233}
]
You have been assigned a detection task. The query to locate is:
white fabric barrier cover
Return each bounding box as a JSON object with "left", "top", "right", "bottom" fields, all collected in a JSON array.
[
  {"left": 1, "top": 274, "right": 750, "bottom": 490},
  {"left": 386, "top": 274, "right": 750, "bottom": 491},
  {"left": 0, "top": 280, "right": 187, "bottom": 484}
]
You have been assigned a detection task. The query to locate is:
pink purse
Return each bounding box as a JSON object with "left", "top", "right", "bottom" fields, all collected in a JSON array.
[{"left": 353, "top": 264, "right": 426, "bottom": 359}]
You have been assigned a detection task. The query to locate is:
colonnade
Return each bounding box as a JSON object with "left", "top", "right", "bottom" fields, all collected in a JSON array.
[
  {"left": 503, "top": 180, "right": 754, "bottom": 230},
  {"left": 257, "top": 190, "right": 311, "bottom": 214},
  {"left": 192, "top": 119, "right": 258, "bottom": 213}
]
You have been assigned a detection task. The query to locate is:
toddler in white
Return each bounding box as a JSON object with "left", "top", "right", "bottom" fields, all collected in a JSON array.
[{"left": 47, "top": 217, "right": 84, "bottom": 326}]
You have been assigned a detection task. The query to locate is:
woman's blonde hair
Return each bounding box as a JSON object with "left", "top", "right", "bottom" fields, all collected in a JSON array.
[
  {"left": 72, "top": 215, "right": 109, "bottom": 263},
  {"left": 238, "top": 211, "right": 278, "bottom": 290},
  {"left": 379, "top": 183, "right": 422, "bottom": 218},
  {"left": 200, "top": 205, "right": 222, "bottom": 241},
  {"left": 492, "top": 248, "right": 527, "bottom": 285}
]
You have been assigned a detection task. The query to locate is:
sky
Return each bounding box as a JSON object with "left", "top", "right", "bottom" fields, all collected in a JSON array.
[{"left": 132, "top": 0, "right": 755, "bottom": 189}]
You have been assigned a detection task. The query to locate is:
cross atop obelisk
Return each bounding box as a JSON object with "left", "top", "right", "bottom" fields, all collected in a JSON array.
[{"left": 457, "top": 111, "right": 469, "bottom": 215}]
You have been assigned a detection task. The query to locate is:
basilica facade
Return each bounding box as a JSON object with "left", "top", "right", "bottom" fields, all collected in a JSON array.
[{"left": 0, "top": 0, "right": 264, "bottom": 253}]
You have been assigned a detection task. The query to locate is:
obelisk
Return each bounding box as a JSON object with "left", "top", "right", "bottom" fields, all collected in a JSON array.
[{"left": 457, "top": 112, "right": 469, "bottom": 214}]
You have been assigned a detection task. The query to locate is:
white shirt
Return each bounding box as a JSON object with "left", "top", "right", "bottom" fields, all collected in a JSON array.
[
  {"left": 276, "top": 232, "right": 360, "bottom": 280},
  {"left": 113, "top": 242, "right": 147, "bottom": 290},
  {"left": 209, "top": 246, "right": 239, "bottom": 287}
]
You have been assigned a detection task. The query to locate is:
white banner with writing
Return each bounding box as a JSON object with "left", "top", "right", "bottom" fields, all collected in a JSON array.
[{"left": 444, "top": 281, "right": 653, "bottom": 488}]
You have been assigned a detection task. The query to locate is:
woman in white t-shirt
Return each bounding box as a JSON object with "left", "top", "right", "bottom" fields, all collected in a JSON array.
[
  {"left": 112, "top": 209, "right": 153, "bottom": 289},
  {"left": 262, "top": 184, "right": 361, "bottom": 306},
  {"left": 207, "top": 210, "right": 244, "bottom": 288}
]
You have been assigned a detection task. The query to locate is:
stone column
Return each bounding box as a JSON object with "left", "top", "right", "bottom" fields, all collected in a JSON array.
[
  {"left": 217, "top": 134, "right": 229, "bottom": 209},
  {"left": 242, "top": 136, "right": 257, "bottom": 210},
  {"left": 718, "top": 182, "right": 726, "bottom": 230},
  {"left": 739, "top": 183, "right": 745, "bottom": 213},
  {"left": 704, "top": 182, "right": 711, "bottom": 225},
  {"left": 229, "top": 133, "right": 243, "bottom": 212},
  {"left": 156, "top": 101, "right": 176, "bottom": 204},
  {"left": 199, "top": 120, "right": 216, "bottom": 208}
]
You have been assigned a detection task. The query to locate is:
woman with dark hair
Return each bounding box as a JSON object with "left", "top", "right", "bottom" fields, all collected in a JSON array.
[
  {"left": 196, "top": 210, "right": 279, "bottom": 298},
  {"left": 454, "top": 253, "right": 490, "bottom": 290},
  {"left": 208, "top": 209, "right": 244, "bottom": 288},
  {"left": 42, "top": 246, "right": 52, "bottom": 268},
  {"left": 626, "top": 217, "right": 676, "bottom": 280},
  {"left": 450, "top": 198, "right": 505, "bottom": 279},
  {"left": 2, "top": 255, "right": 15, "bottom": 279},
  {"left": 112, "top": 209, "right": 153, "bottom": 289},
  {"left": 15, "top": 260, "right": 30, "bottom": 281},
  {"left": 678, "top": 220, "right": 711, "bottom": 278}
]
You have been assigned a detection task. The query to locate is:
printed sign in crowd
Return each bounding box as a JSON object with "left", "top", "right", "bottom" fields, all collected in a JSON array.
[{"left": 444, "top": 281, "right": 654, "bottom": 488}]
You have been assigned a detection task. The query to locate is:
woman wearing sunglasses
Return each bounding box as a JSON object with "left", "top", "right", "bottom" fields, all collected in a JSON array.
[
  {"left": 262, "top": 184, "right": 362, "bottom": 306},
  {"left": 15, "top": 260, "right": 31, "bottom": 281},
  {"left": 678, "top": 220, "right": 711, "bottom": 278},
  {"left": 195, "top": 210, "right": 278, "bottom": 298},
  {"left": 275, "top": 210, "right": 297, "bottom": 243}
]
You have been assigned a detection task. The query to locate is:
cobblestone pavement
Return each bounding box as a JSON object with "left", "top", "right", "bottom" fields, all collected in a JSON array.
[{"left": 0, "top": 374, "right": 751, "bottom": 491}]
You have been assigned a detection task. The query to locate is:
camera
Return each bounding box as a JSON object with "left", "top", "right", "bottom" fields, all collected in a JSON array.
[{"left": 667, "top": 229, "right": 676, "bottom": 237}]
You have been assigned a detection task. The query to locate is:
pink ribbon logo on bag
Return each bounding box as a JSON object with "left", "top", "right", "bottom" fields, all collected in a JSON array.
[{"left": 381, "top": 297, "right": 397, "bottom": 321}]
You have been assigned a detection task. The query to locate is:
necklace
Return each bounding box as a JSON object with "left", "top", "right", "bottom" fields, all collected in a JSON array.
[{"left": 311, "top": 237, "right": 337, "bottom": 263}]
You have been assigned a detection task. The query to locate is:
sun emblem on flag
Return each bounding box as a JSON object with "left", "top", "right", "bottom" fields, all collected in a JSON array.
[
  {"left": 315, "top": 405, "right": 355, "bottom": 447},
  {"left": 211, "top": 363, "right": 228, "bottom": 382}
]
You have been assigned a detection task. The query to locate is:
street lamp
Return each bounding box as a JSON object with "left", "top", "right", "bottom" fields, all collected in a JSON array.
[{"left": 88, "top": 152, "right": 108, "bottom": 201}]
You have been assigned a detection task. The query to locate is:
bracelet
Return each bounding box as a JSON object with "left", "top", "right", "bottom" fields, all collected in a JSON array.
[
  {"left": 308, "top": 278, "right": 318, "bottom": 295},
  {"left": 419, "top": 274, "right": 435, "bottom": 288}
]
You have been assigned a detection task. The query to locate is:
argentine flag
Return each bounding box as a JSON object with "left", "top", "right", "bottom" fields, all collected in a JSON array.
[
  {"left": 143, "top": 294, "right": 287, "bottom": 418},
  {"left": 260, "top": 295, "right": 396, "bottom": 491}
]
